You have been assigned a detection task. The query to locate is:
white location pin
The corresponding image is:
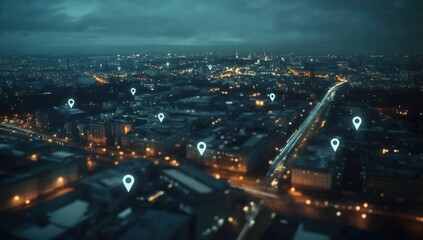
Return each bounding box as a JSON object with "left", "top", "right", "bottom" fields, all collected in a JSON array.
[
  {"left": 68, "top": 99, "right": 75, "bottom": 108},
  {"left": 269, "top": 93, "right": 276, "bottom": 102},
  {"left": 207, "top": 65, "right": 213, "bottom": 70},
  {"left": 130, "top": 88, "right": 136, "bottom": 96},
  {"left": 256, "top": 59, "right": 260, "bottom": 64},
  {"left": 197, "top": 142, "right": 207, "bottom": 156},
  {"left": 352, "top": 116, "right": 362, "bottom": 130},
  {"left": 122, "top": 174, "right": 134, "bottom": 192},
  {"left": 166, "top": 62, "right": 169, "bottom": 67},
  {"left": 158, "top": 113, "right": 165, "bottom": 122},
  {"left": 330, "top": 138, "right": 340, "bottom": 152},
  {"left": 118, "top": 66, "right": 121, "bottom": 71},
  {"left": 100, "top": 64, "right": 103, "bottom": 67}
]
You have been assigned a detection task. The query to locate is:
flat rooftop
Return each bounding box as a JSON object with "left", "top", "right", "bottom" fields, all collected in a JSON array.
[{"left": 163, "top": 169, "right": 213, "bottom": 194}]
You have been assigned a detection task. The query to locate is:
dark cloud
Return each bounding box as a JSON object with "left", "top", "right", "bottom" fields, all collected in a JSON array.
[{"left": 0, "top": 0, "right": 422, "bottom": 54}]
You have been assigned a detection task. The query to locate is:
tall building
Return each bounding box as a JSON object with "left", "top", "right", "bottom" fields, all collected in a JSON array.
[{"left": 87, "top": 122, "right": 115, "bottom": 145}]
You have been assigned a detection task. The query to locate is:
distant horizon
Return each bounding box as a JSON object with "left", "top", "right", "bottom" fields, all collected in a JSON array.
[
  {"left": 0, "top": 44, "right": 422, "bottom": 57},
  {"left": 1, "top": 0, "right": 422, "bottom": 56}
]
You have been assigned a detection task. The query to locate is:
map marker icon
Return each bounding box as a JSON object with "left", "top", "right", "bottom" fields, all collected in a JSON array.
[
  {"left": 197, "top": 142, "right": 207, "bottom": 156},
  {"left": 130, "top": 88, "right": 136, "bottom": 96},
  {"left": 352, "top": 116, "right": 362, "bottom": 130},
  {"left": 158, "top": 113, "right": 165, "bottom": 122},
  {"left": 331, "top": 138, "right": 340, "bottom": 152},
  {"left": 68, "top": 99, "right": 75, "bottom": 108},
  {"left": 122, "top": 175, "right": 134, "bottom": 192}
]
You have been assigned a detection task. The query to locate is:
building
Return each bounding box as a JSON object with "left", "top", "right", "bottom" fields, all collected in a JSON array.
[
  {"left": 291, "top": 163, "right": 333, "bottom": 191},
  {"left": 291, "top": 144, "right": 342, "bottom": 191},
  {"left": 118, "top": 210, "right": 191, "bottom": 240},
  {"left": 79, "top": 159, "right": 153, "bottom": 212},
  {"left": 160, "top": 165, "right": 230, "bottom": 239},
  {"left": 123, "top": 118, "right": 192, "bottom": 157},
  {"left": 35, "top": 108, "right": 64, "bottom": 131},
  {"left": 12, "top": 199, "right": 94, "bottom": 240},
  {"left": 88, "top": 122, "right": 109, "bottom": 145},
  {"left": 35, "top": 107, "right": 86, "bottom": 133},
  {"left": 366, "top": 153, "right": 423, "bottom": 209},
  {"left": 112, "top": 120, "right": 132, "bottom": 145},
  {"left": 0, "top": 142, "right": 85, "bottom": 211},
  {"left": 186, "top": 122, "right": 276, "bottom": 173}
]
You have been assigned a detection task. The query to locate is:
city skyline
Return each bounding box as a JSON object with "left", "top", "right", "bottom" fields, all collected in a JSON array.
[
  {"left": 0, "top": 52, "right": 422, "bottom": 239},
  {"left": 0, "top": 1, "right": 422, "bottom": 240}
]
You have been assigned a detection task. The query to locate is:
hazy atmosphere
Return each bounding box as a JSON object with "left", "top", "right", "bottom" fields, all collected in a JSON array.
[{"left": 0, "top": 0, "right": 422, "bottom": 54}]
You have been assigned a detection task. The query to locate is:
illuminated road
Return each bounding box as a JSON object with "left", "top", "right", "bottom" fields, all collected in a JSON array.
[
  {"left": 236, "top": 81, "right": 346, "bottom": 240},
  {"left": 268, "top": 81, "right": 345, "bottom": 177},
  {"left": 231, "top": 179, "right": 423, "bottom": 233},
  {"left": 0, "top": 123, "right": 81, "bottom": 148}
]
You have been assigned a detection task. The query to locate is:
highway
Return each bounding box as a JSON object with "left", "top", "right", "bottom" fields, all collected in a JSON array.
[
  {"left": 236, "top": 81, "right": 346, "bottom": 240},
  {"left": 0, "top": 123, "right": 80, "bottom": 148}
]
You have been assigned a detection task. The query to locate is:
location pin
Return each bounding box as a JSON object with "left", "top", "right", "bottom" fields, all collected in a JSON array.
[
  {"left": 68, "top": 99, "right": 75, "bottom": 108},
  {"left": 197, "top": 142, "right": 207, "bottom": 156},
  {"left": 158, "top": 113, "right": 165, "bottom": 122},
  {"left": 256, "top": 59, "right": 260, "bottom": 64},
  {"left": 207, "top": 65, "right": 213, "bottom": 70},
  {"left": 118, "top": 66, "right": 121, "bottom": 71},
  {"left": 122, "top": 174, "right": 134, "bottom": 192},
  {"left": 130, "top": 88, "right": 136, "bottom": 96},
  {"left": 269, "top": 93, "right": 275, "bottom": 102},
  {"left": 330, "top": 138, "right": 340, "bottom": 152},
  {"left": 352, "top": 116, "right": 362, "bottom": 130},
  {"left": 166, "top": 62, "right": 169, "bottom": 67}
]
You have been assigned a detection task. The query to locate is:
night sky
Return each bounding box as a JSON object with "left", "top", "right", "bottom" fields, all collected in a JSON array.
[{"left": 0, "top": 0, "right": 422, "bottom": 54}]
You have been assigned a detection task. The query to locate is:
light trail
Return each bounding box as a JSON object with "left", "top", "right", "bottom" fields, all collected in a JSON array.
[{"left": 236, "top": 81, "right": 346, "bottom": 240}]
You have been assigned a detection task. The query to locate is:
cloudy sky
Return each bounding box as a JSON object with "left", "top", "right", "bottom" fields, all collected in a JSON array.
[{"left": 0, "top": 0, "right": 422, "bottom": 54}]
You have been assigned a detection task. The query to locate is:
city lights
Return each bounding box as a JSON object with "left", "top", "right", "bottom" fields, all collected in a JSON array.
[
  {"left": 57, "top": 177, "right": 64, "bottom": 184},
  {"left": 0, "top": 13, "right": 421, "bottom": 239}
]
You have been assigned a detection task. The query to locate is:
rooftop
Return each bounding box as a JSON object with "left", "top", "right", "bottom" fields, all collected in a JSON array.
[
  {"left": 163, "top": 169, "right": 213, "bottom": 194},
  {"left": 49, "top": 200, "right": 90, "bottom": 228},
  {"left": 119, "top": 210, "right": 189, "bottom": 240}
]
